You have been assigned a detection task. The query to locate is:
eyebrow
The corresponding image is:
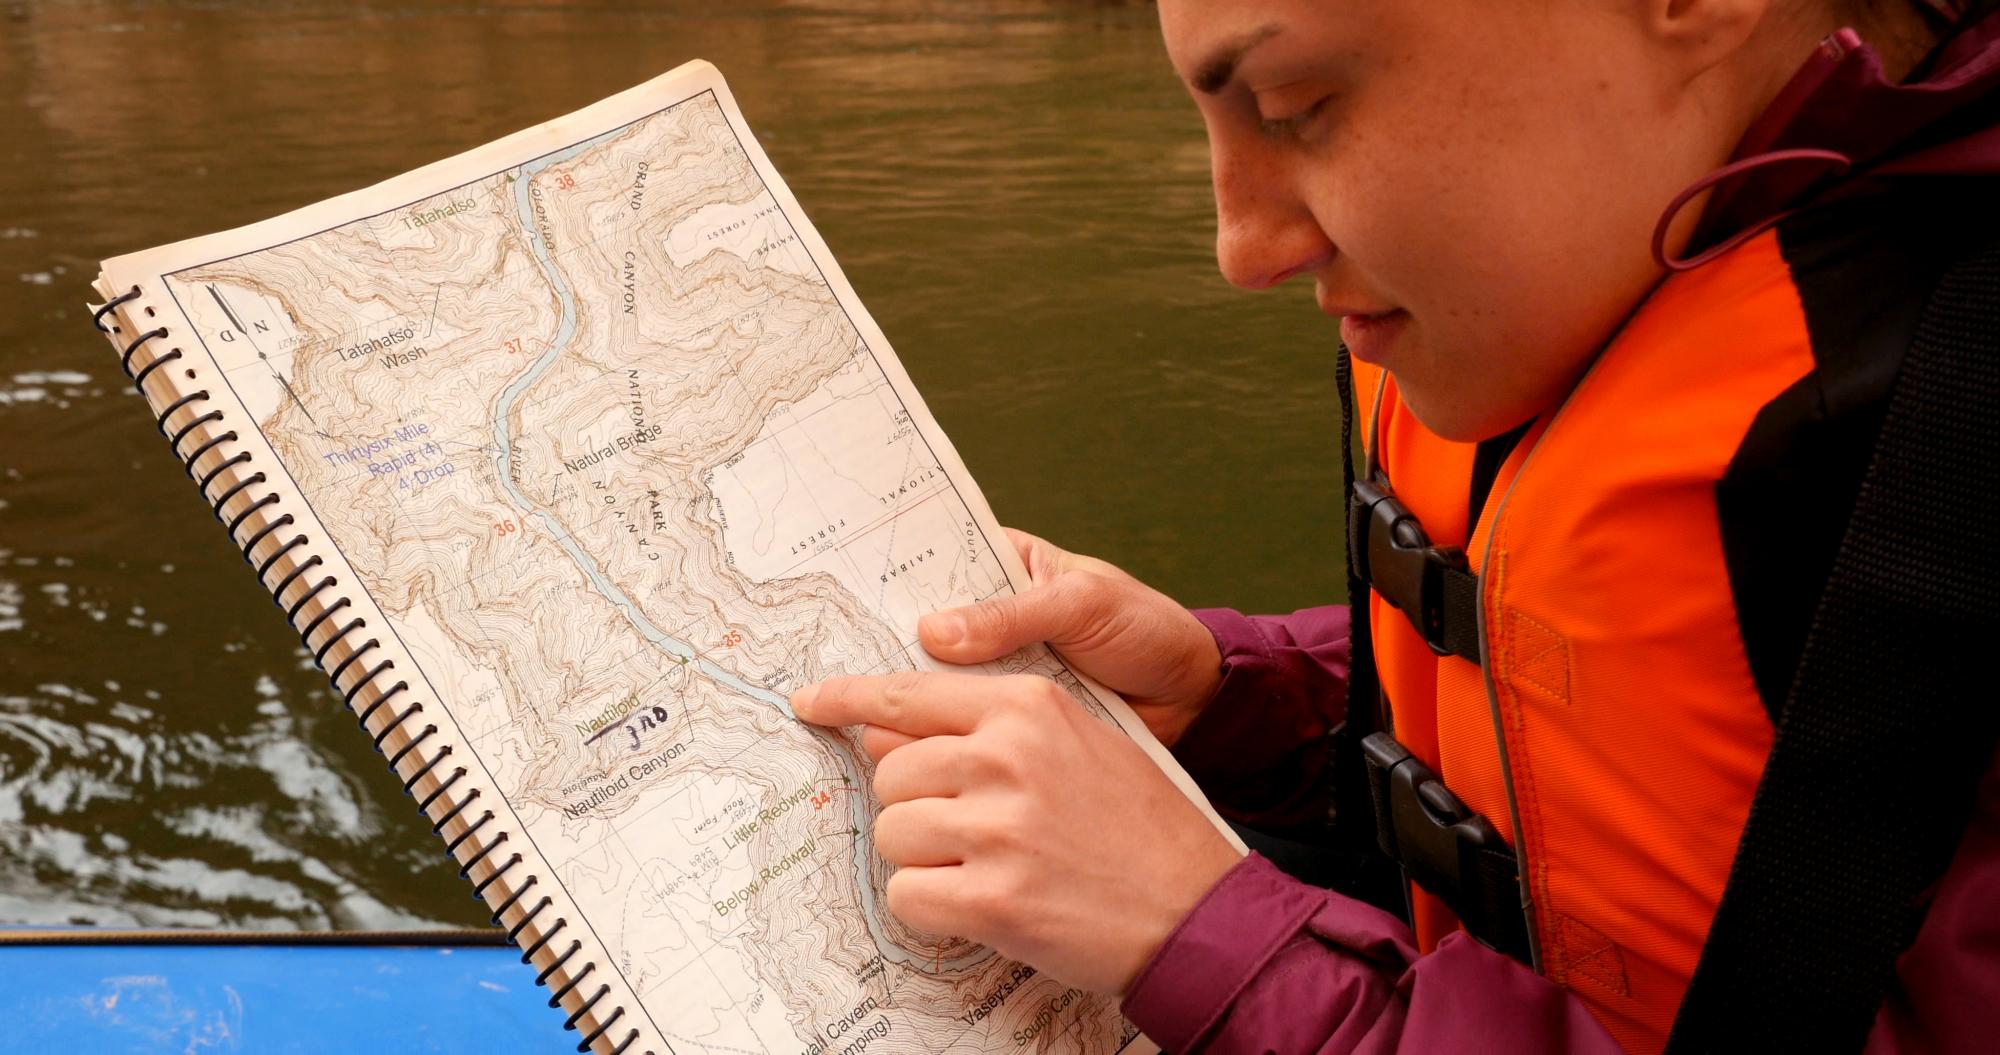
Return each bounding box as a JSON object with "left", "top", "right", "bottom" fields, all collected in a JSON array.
[{"left": 1191, "top": 23, "right": 1283, "bottom": 95}]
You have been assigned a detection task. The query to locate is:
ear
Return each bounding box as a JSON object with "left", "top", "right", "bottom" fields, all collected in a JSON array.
[{"left": 1644, "top": 0, "right": 1779, "bottom": 82}]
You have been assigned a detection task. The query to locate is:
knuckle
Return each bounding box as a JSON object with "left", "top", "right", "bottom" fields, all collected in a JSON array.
[
  {"left": 1032, "top": 676, "right": 1072, "bottom": 713},
  {"left": 962, "top": 810, "right": 1006, "bottom": 853},
  {"left": 871, "top": 748, "right": 908, "bottom": 801},
  {"left": 1059, "top": 567, "right": 1118, "bottom": 610},
  {"left": 1065, "top": 571, "right": 1130, "bottom": 635},
  {"left": 975, "top": 597, "right": 1021, "bottom": 642},
  {"left": 989, "top": 677, "right": 1068, "bottom": 736},
  {"left": 966, "top": 874, "right": 1023, "bottom": 933},
  {"left": 1059, "top": 566, "right": 1104, "bottom": 597},
  {"left": 966, "top": 735, "right": 1015, "bottom": 780},
  {"left": 857, "top": 724, "right": 900, "bottom": 764},
  {"left": 885, "top": 870, "right": 945, "bottom": 933},
  {"left": 972, "top": 729, "right": 1035, "bottom": 786},
  {"left": 1001, "top": 673, "right": 1047, "bottom": 707},
  {"left": 872, "top": 807, "right": 904, "bottom": 858},
  {"left": 880, "top": 671, "right": 925, "bottom": 718},
  {"left": 1040, "top": 570, "right": 1088, "bottom": 616},
  {"left": 974, "top": 806, "right": 1027, "bottom": 854},
  {"left": 883, "top": 868, "right": 917, "bottom": 918}
]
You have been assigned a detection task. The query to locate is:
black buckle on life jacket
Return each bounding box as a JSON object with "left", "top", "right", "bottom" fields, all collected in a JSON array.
[
  {"left": 1347, "top": 478, "right": 1482, "bottom": 661},
  {"left": 1361, "top": 732, "right": 1534, "bottom": 966}
]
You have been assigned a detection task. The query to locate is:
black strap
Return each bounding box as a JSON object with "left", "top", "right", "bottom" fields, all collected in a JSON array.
[
  {"left": 1362, "top": 732, "right": 1534, "bottom": 964},
  {"left": 1468, "top": 418, "right": 1534, "bottom": 533},
  {"left": 1328, "top": 343, "right": 1417, "bottom": 921},
  {"left": 1345, "top": 415, "right": 1528, "bottom": 666},
  {"left": 1330, "top": 348, "right": 1527, "bottom": 932},
  {"left": 1435, "top": 561, "right": 1482, "bottom": 662},
  {"left": 1666, "top": 240, "right": 2000, "bottom": 1050},
  {"left": 1349, "top": 476, "right": 1483, "bottom": 663}
]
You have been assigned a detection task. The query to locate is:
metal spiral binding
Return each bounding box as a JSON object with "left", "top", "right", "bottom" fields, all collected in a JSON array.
[{"left": 96, "top": 285, "right": 646, "bottom": 1055}]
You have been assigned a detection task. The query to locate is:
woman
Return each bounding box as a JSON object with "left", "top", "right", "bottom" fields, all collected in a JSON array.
[{"left": 793, "top": 1, "right": 2000, "bottom": 1050}]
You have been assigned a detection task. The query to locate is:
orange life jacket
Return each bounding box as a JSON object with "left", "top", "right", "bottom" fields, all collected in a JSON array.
[{"left": 1353, "top": 226, "right": 1816, "bottom": 1053}]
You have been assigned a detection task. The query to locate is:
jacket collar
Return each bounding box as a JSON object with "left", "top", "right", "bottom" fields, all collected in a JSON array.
[{"left": 1682, "top": 7, "right": 2000, "bottom": 257}]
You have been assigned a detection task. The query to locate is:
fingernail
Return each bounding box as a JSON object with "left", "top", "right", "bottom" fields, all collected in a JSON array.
[
  {"left": 790, "top": 684, "right": 818, "bottom": 718},
  {"left": 923, "top": 611, "right": 965, "bottom": 647}
]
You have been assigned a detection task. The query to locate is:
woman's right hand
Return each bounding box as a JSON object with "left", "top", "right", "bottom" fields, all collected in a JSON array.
[{"left": 914, "top": 527, "right": 1222, "bottom": 747}]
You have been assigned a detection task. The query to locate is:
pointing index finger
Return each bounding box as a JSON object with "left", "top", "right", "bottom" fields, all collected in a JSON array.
[{"left": 791, "top": 671, "right": 1009, "bottom": 737}]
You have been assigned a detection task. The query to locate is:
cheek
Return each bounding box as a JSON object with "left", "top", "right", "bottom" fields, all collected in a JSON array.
[{"left": 1315, "top": 52, "right": 1683, "bottom": 436}]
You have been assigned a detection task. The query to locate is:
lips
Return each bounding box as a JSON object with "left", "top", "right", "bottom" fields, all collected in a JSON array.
[
  {"left": 1313, "top": 282, "right": 1406, "bottom": 361},
  {"left": 1337, "top": 308, "right": 1408, "bottom": 364}
]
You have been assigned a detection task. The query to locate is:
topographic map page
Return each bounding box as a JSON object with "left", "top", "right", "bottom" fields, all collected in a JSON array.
[{"left": 100, "top": 59, "right": 1232, "bottom": 1055}]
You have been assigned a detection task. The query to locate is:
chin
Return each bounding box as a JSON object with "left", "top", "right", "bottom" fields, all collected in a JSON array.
[{"left": 1391, "top": 380, "right": 1540, "bottom": 445}]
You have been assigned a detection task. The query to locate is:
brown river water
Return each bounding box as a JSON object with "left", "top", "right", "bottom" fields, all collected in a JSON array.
[{"left": 0, "top": 0, "right": 1341, "bottom": 930}]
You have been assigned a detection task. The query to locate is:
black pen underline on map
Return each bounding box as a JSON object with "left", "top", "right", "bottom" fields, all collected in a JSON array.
[
  {"left": 454, "top": 557, "right": 913, "bottom": 761},
  {"left": 361, "top": 393, "right": 934, "bottom": 1055},
  {"left": 579, "top": 663, "right": 691, "bottom": 747},
  {"left": 523, "top": 635, "right": 927, "bottom": 871},
  {"left": 359, "top": 434, "right": 824, "bottom": 752},
  {"left": 183, "top": 88, "right": 1086, "bottom": 1042},
  {"left": 370, "top": 442, "right": 903, "bottom": 1045},
  {"left": 161, "top": 278, "right": 679, "bottom": 1055},
  {"left": 161, "top": 86, "right": 1058, "bottom": 1055},
  {"left": 499, "top": 625, "right": 1109, "bottom": 1038}
]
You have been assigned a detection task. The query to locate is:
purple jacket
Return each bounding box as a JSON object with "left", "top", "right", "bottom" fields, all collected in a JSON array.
[
  {"left": 1123, "top": 608, "right": 2000, "bottom": 1053},
  {"left": 1121, "top": 13, "right": 2000, "bottom": 1054}
]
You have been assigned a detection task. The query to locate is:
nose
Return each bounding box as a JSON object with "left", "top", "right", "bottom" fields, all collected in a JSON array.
[{"left": 1211, "top": 136, "right": 1334, "bottom": 290}]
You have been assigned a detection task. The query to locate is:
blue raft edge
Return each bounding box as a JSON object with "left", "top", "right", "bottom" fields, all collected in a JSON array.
[{"left": 0, "top": 930, "right": 577, "bottom": 1052}]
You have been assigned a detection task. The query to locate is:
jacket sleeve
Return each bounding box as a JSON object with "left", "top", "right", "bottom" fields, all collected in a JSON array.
[
  {"left": 1128, "top": 766, "right": 2000, "bottom": 1055},
  {"left": 1171, "top": 607, "right": 1352, "bottom": 831},
  {"left": 1865, "top": 744, "right": 2000, "bottom": 1052},
  {"left": 1121, "top": 852, "right": 1622, "bottom": 1054}
]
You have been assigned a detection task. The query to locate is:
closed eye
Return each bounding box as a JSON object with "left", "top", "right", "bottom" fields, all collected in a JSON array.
[{"left": 1257, "top": 96, "right": 1333, "bottom": 140}]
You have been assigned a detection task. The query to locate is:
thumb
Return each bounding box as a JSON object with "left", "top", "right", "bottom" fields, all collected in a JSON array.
[{"left": 919, "top": 581, "right": 1092, "bottom": 665}]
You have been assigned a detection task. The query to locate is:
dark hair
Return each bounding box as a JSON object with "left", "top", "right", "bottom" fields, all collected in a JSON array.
[
  {"left": 1839, "top": 0, "right": 1992, "bottom": 80},
  {"left": 1891, "top": 0, "right": 1998, "bottom": 30}
]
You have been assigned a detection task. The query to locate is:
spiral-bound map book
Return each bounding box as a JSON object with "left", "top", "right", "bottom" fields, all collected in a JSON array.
[{"left": 86, "top": 60, "right": 1236, "bottom": 1054}]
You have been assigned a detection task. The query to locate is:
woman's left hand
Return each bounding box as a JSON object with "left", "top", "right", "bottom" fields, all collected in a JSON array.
[{"left": 790, "top": 670, "right": 1243, "bottom": 995}]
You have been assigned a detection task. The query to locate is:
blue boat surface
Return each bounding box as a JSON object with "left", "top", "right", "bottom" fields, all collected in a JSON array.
[{"left": 2, "top": 929, "right": 575, "bottom": 1052}]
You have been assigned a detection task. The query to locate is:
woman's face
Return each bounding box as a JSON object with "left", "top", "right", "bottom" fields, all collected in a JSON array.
[{"left": 1157, "top": 0, "right": 1814, "bottom": 440}]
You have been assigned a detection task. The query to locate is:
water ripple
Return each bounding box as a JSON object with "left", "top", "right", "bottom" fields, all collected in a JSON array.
[{"left": 0, "top": 0, "right": 1341, "bottom": 930}]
